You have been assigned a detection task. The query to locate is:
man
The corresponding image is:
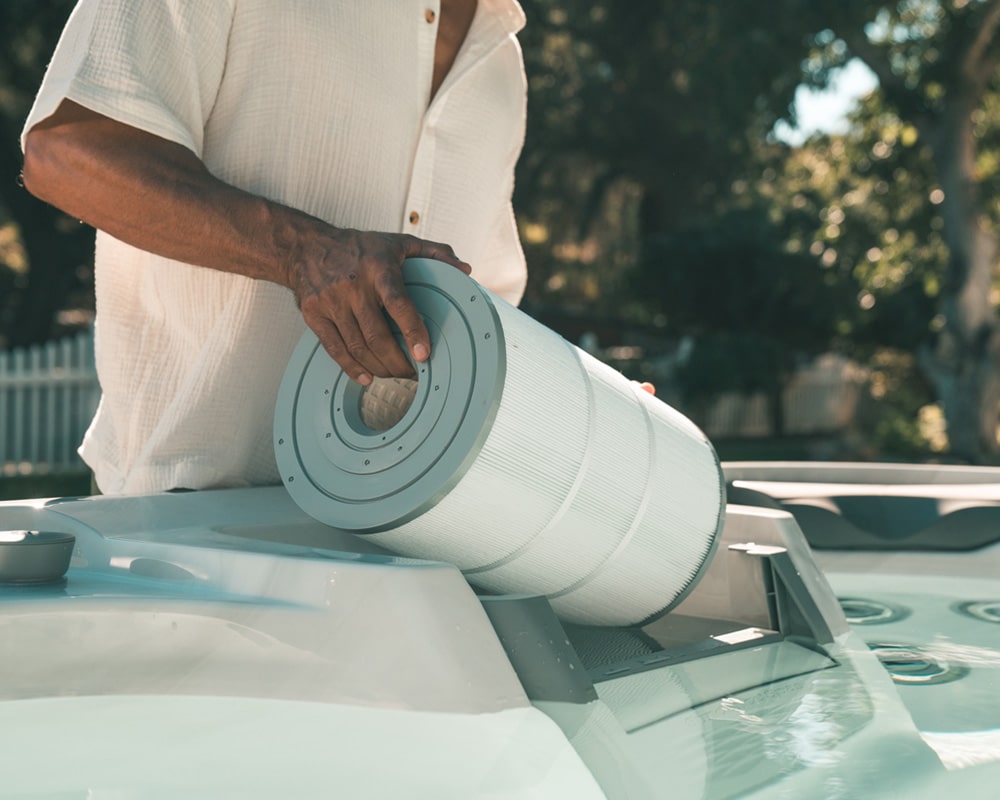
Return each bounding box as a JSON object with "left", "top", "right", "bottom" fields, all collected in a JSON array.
[{"left": 21, "top": 0, "right": 528, "bottom": 494}]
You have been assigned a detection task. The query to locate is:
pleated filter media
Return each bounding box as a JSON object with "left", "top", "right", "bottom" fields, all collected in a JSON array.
[{"left": 274, "top": 259, "right": 725, "bottom": 626}]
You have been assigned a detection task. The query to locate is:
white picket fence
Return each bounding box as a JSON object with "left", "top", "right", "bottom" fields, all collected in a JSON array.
[
  {"left": 1, "top": 330, "right": 866, "bottom": 475},
  {"left": 0, "top": 329, "right": 100, "bottom": 475}
]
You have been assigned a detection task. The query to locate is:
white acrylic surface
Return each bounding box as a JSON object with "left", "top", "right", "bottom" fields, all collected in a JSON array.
[{"left": 1, "top": 697, "right": 605, "bottom": 799}]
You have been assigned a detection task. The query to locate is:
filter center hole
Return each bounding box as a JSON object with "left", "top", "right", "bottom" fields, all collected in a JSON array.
[{"left": 358, "top": 377, "right": 418, "bottom": 432}]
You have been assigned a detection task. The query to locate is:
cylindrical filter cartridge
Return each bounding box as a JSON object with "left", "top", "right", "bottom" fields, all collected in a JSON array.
[{"left": 274, "top": 259, "right": 724, "bottom": 626}]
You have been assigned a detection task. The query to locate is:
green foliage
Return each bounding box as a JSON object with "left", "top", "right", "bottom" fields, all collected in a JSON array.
[
  {"left": 518, "top": 0, "right": 811, "bottom": 186},
  {"left": 0, "top": 0, "right": 93, "bottom": 348},
  {"left": 516, "top": 0, "right": 1000, "bottom": 459},
  {"left": 645, "top": 207, "right": 847, "bottom": 342},
  {"left": 758, "top": 98, "right": 949, "bottom": 354},
  {"left": 515, "top": 0, "right": 829, "bottom": 314},
  {"left": 673, "top": 334, "right": 789, "bottom": 401},
  {"left": 863, "top": 350, "right": 940, "bottom": 459},
  {"left": 978, "top": 86, "right": 1000, "bottom": 214},
  {"left": 638, "top": 207, "right": 855, "bottom": 396}
]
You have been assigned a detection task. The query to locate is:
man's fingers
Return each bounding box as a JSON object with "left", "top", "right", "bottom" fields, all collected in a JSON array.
[
  {"left": 378, "top": 272, "right": 432, "bottom": 367},
  {"left": 300, "top": 287, "right": 405, "bottom": 381},
  {"left": 355, "top": 299, "right": 416, "bottom": 378},
  {"left": 342, "top": 341, "right": 392, "bottom": 381},
  {"left": 391, "top": 236, "right": 468, "bottom": 361},
  {"left": 403, "top": 236, "right": 472, "bottom": 275},
  {"left": 294, "top": 229, "right": 469, "bottom": 382},
  {"left": 310, "top": 317, "right": 373, "bottom": 386}
]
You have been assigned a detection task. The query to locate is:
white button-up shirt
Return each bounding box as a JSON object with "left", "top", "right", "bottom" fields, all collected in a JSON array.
[{"left": 23, "top": 0, "right": 528, "bottom": 494}]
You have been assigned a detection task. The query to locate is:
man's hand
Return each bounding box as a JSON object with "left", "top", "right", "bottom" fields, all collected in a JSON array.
[
  {"left": 22, "top": 100, "right": 471, "bottom": 385},
  {"left": 287, "top": 229, "right": 471, "bottom": 385}
]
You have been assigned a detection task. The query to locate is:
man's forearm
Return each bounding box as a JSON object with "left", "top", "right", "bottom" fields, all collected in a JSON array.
[
  {"left": 21, "top": 100, "right": 470, "bottom": 384},
  {"left": 22, "top": 99, "right": 308, "bottom": 288}
]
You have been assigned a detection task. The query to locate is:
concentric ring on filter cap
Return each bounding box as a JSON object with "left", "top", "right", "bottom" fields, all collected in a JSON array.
[
  {"left": 274, "top": 258, "right": 726, "bottom": 627},
  {"left": 274, "top": 259, "right": 507, "bottom": 532}
]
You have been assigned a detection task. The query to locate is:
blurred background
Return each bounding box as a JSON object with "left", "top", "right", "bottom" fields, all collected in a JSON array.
[{"left": 2, "top": 0, "right": 1000, "bottom": 498}]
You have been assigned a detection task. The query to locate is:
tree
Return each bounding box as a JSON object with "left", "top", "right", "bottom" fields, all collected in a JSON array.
[
  {"left": 514, "top": 0, "right": 823, "bottom": 318},
  {"left": 638, "top": 206, "right": 857, "bottom": 434},
  {"left": 760, "top": 98, "right": 947, "bottom": 357},
  {"left": 798, "top": 0, "right": 1000, "bottom": 461},
  {"left": 0, "top": 0, "right": 93, "bottom": 349},
  {"left": 518, "top": 0, "right": 1000, "bottom": 461},
  {"left": 757, "top": 101, "right": 950, "bottom": 455}
]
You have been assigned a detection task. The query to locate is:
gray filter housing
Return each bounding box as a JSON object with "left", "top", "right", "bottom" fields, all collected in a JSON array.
[{"left": 275, "top": 259, "right": 724, "bottom": 626}]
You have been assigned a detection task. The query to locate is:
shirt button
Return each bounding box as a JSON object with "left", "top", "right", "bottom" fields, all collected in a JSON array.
[
  {"left": 425, "top": 9, "right": 436, "bottom": 23},
  {"left": 409, "top": 211, "right": 420, "bottom": 225}
]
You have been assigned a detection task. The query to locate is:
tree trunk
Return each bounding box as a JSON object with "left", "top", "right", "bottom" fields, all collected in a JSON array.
[
  {"left": 920, "top": 329, "right": 1000, "bottom": 463},
  {"left": 834, "top": 3, "right": 1000, "bottom": 463},
  {"left": 920, "top": 98, "right": 1000, "bottom": 462}
]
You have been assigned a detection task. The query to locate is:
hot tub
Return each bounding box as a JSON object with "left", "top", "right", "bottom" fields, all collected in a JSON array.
[
  {"left": 726, "top": 461, "right": 1000, "bottom": 782},
  {"left": 0, "top": 462, "right": 998, "bottom": 798}
]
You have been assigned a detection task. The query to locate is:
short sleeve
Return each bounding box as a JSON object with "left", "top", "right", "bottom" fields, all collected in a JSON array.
[{"left": 21, "top": 0, "right": 235, "bottom": 157}]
